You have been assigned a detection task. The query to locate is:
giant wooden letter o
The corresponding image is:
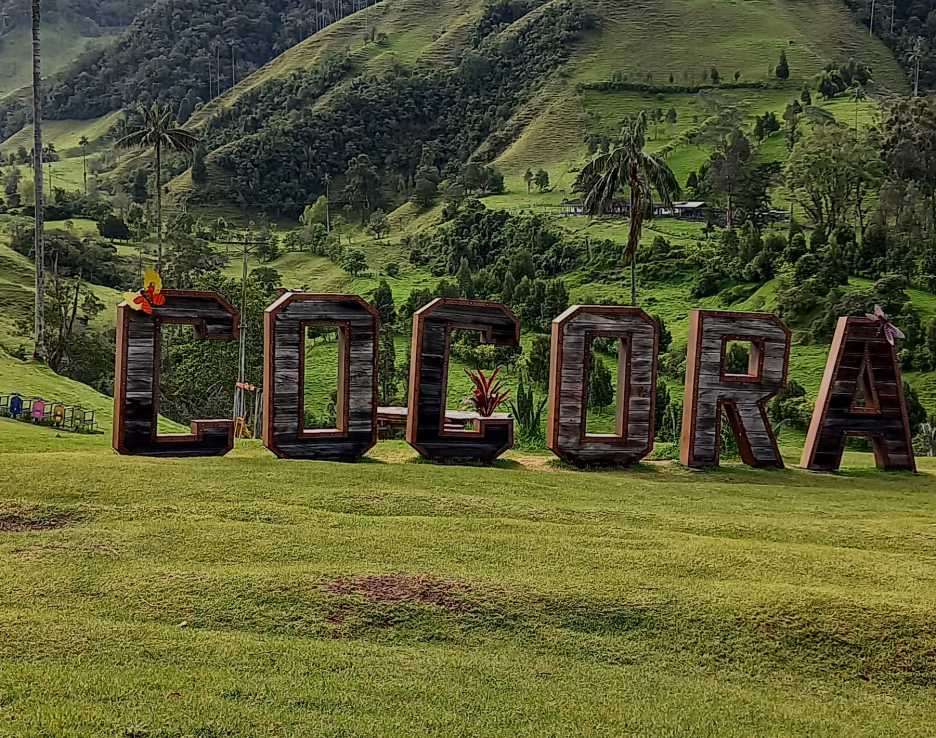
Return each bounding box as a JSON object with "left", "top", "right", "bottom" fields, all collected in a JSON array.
[
  {"left": 407, "top": 299, "right": 519, "bottom": 464},
  {"left": 548, "top": 306, "right": 659, "bottom": 466},
  {"left": 113, "top": 290, "right": 238, "bottom": 457},
  {"left": 801, "top": 316, "right": 916, "bottom": 472},
  {"left": 264, "top": 293, "right": 378, "bottom": 461},
  {"left": 680, "top": 310, "right": 790, "bottom": 469}
]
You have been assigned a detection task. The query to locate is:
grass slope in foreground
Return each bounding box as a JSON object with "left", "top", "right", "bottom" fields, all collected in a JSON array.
[{"left": 0, "top": 424, "right": 935, "bottom": 737}]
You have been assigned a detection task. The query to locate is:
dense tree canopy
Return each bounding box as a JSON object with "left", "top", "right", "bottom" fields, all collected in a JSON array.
[
  {"left": 205, "top": 0, "right": 594, "bottom": 214},
  {"left": 0, "top": 0, "right": 380, "bottom": 140}
]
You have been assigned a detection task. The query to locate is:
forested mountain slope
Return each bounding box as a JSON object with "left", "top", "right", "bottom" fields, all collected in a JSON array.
[
  {"left": 0, "top": 0, "right": 382, "bottom": 139},
  {"left": 0, "top": 0, "right": 152, "bottom": 100},
  {"left": 176, "top": 0, "right": 906, "bottom": 214}
]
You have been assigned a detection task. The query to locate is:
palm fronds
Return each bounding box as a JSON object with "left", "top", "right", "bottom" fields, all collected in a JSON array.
[{"left": 116, "top": 103, "right": 199, "bottom": 154}]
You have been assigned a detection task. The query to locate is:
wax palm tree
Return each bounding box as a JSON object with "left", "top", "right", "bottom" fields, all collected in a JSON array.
[
  {"left": 576, "top": 112, "right": 681, "bottom": 305},
  {"left": 849, "top": 82, "right": 866, "bottom": 132},
  {"left": 909, "top": 37, "right": 925, "bottom": 98},
  {"left": 31, "top": 0, "right": 45, "bottom": 361},
  {"left": 79, "top": 135, "right": 89, "bottom": 194},
  {"left": 116, "top": 103, "right": 199, "bottom": 271}
]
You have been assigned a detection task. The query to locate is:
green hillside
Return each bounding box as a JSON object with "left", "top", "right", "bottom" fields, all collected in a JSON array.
[
  {"left": 0, "top": 19, "right": 117, "bottom": 101},
  {"left": 184, "top": 0, "right": 905, "bottom": 188},
  {"left": 4, "top": 4, "right": 936, "bottom": 735},
  {"left": 2, "top": 425, "right": 936, "bottom": 736}
]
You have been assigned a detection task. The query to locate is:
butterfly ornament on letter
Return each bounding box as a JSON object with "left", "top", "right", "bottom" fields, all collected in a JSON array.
[
  {"left": 124, "top": 270, "right": 167, "bottom": 315},
  {"left": 865, "top": 305, "right": 905, "bottom": 346}
]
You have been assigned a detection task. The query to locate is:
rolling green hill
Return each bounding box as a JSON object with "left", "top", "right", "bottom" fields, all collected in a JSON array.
[
  {"left": 181, "top": 0, "right": 905, "bottom": 196},
  {"left": 0, "top": 19, "right": 114, "bottom": 101},
  {"left": 2, "top": 8, "right": 936, "bottom": 732},
  {"left": 2, "top": 425, "right": 936, "bottom": 736}
]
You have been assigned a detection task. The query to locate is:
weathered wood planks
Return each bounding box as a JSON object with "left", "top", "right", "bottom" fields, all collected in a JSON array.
[
  {"left": 406, "top": 299, "right": 519, "bottom": 464},
  {"left": 547, "top": 306, "right": 659, "bottom": 466},
  {"left": 680, "top": 310, "right": 790, "bottom": 469},
  {"left": 113, "top": 290, "right": 239, "bottom": 457},
  {"left": 263, "top": 293, "right": 378, "bottom": 461},
  {"left": 801, "top": 316, "right": 916, "bottom": 472}
]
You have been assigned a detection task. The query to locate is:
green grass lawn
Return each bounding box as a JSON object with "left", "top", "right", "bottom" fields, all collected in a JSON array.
[{"left": 1, "top": 418, "right": 935, "bottom": 736}]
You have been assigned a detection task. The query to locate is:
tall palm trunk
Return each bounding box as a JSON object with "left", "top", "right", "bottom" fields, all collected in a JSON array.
[
  {"left": 627, "top": 185, "right": 641, "bottom": 306},
  {"left": 31, "top": 0, "right": 45, "bottom": 362},
  {"left": 155, "top": 139, "right": 163, "bottom": 272}
]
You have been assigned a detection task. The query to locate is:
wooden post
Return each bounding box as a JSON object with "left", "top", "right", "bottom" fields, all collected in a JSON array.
[
  {"left": 680, "top": 310, "right": 790, "bottom": 469},
  {"left": 263, "top": 293, "right": 378, "bottom": 461},
  {"left": 406, "top": 299, "right": 519, "bottom": 464},
  {"left": 801, "top": 316, "right": 915, "bottom": 472},
  {"left": 113, "top": 291, "right": 239, "bottom": 457},
  {"left": 547, "top": 306, "right": 659, "bottom": 466}
]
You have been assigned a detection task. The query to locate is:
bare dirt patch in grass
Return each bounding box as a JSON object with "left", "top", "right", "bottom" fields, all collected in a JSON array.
[
  {"left": 323, "top": 573, "right": 475, "bottom": 612},
  {"left": 0, "top": 505, "right": 81, "bottom": 533}
]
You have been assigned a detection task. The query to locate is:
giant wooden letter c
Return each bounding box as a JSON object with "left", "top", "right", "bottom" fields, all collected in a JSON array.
[
  {"left": 406, "top": 299, "right": 520, "bottom": 464},
  {"left": 801, "top": 316, "right": 916, "bottom": 472},
  {"left": 113, "top": 290, "right": 239, "bottom": 457},
  {"left": 547, "top": 306, "right": 659, "bottom": 466},
  {"left": 263, "top": 293, "right": 379, "bottom": 461},
  {"left": 680, "top": 310, "right": 790, "bottom": 469}
]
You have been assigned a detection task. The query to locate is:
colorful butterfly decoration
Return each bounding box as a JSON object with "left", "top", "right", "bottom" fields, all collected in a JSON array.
[
  {"left": 124, "top": 270, "right": 166, "bottom": 315},
  {"left": 865, "top": 305, "right": 906, "bottom": 346}
]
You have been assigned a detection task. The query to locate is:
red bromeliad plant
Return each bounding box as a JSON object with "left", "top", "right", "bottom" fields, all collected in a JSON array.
[{"left": 464, "top": 367, "right": 510, "bottom": 417}]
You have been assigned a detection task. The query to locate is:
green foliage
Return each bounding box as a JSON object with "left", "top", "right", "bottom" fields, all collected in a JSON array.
[
  {"left": 460, "top": 163, "right": 505, "bottom": 196},
  {"left": 451, "top": 331, "right": 521, "bottom": 370},
  {"left": 160, "top": 271, "right": 280, "bottom": 423},
  {"left": 753, "top": 111, "right": 780, "bottom": 141},
  {"left": 341, "top": 248, "right": 368, "bottom": 278},
  {"left": 655, "top": 381, "right": 682, "bottom": 444},
  {"left": 405, "top": 200, "right": 574, "bottom": 330},
  {"left": 254, "top": 233, "right": 281, "bottom": 264},
  {"left": 191, "top": 143, "right": 207, "bottom": 186},
  {"left": 784, "top": 125, "right": 883, "bottom": 236},
  {"left": 344, "top": 155, "right": 382, "bottom": 223},
  {"left": 524, "top": 335, "right": 552, "bottom": 390},
  {"left": 411, "top": 167, "right": 440, "bottom": 208},
  {"left": 769, "top": 380, "right": 813, "bottom": 431},
  {"left": 97, "top": 214, "right": 131, "bottom": 241},
  {"left": 211, "top": 0, "right": 594, "bottom": 213},
  {"left": 509, "top": 372, "right": 548, "bottom": 447},
  {"left": 301, "top": 197, "right": 330, "bottom": 229},
  {"left": 164, "top": 237, "right": 228, "bottom": 290},
  {"left": 905, "top": 381, "right": 928, "bottom": 434},
  {"left": 776, "top": 49, "right": 790, "bottom": 80},
  {"left": 371, "top": 280, "right": 397, "bottom": 327},
  {"left": 368, "top": 209, "right": 391, "bottom": 241},
  {"left": 0, "top": 0, "right": 378, "bottom": 139},
  {"left": 10, "top": 228, "right": 132, "bottom": 289},
  {"left": 378, "top": 325, "right": 399, "bottom": 406},
  {"left": 587, "top": 353, "right": 614, "bottom": 411},
  {"left": 534, "top": 168, "right": 550, "bottom": 192},
  {"left": 817, "top": 58, "right": 872, "bottom": 100}
]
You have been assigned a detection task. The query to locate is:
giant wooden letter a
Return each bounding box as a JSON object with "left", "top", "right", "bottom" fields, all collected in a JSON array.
[{"left": 801, "top": 316, "right": 915, "bottom": 472}]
